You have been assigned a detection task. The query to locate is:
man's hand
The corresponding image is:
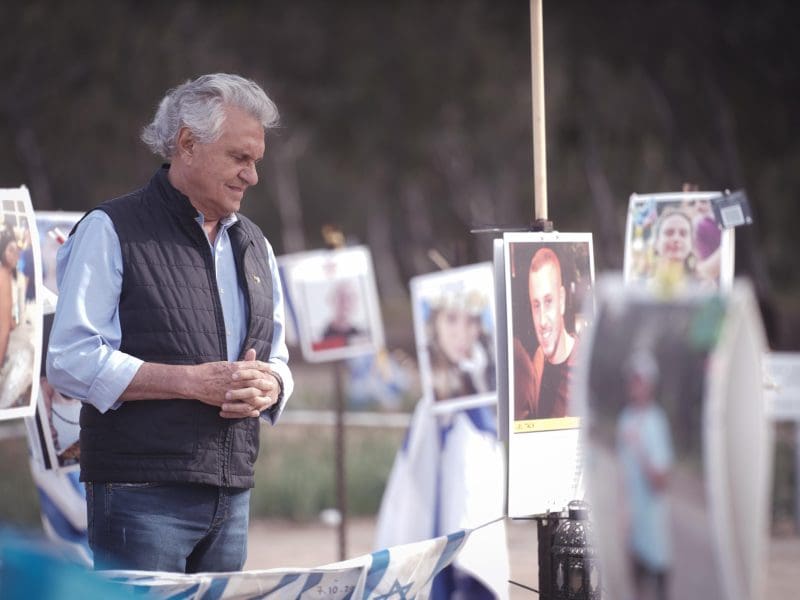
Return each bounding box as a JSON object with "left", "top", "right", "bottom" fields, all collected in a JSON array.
[
  {"left": 121, "top": 350, "right": 282, "bottom": 420},
  {"left": 218, "top": 348, "right": 282, "bottom": 419}
]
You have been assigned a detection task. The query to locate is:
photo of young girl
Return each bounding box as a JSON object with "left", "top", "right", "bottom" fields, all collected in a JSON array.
[{"left": 411, "top": 263, "right": 496, "bottom": 409}]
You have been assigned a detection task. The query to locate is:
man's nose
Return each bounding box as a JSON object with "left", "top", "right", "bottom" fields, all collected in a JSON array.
[{"left": 240, "top": 163, "right": 258, "bottom": 186}]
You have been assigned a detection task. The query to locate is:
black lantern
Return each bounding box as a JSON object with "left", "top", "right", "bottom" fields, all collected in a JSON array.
[{"left": 551, "top": 500, "right": 601, "bottom": 600}]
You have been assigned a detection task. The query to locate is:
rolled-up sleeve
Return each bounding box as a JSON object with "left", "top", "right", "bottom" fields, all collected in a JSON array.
[
  {"left": 261, "top": 237, "right": 293, "bottom": 424},
  {"left": 46, "top": 211, "right": 143, "bottom": 413}
]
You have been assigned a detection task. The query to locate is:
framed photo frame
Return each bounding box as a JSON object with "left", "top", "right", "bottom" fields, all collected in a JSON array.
[
  {"left": 35, "top": 312, "right": 80, "bottom": 471},
  {"left": 624, "top": 192, "right": 735, "bottom": 290},
  {"left": 410, "top": 262, "right": 496, "bottom": 412},
  {"left": 503, "top": 231, "right": 594, "bottom": 517},
  {"left": 34, "top": 211, "right": 84, "bottom": 295},
  {"left": 21, "top": 212, "right": 84, "bottom": 470},
  {"left": 0, "top": 187, "right": 42, "bottom": 421},
  {"left": 575, "top": 276, "right": 770, "bottom": 600},
  {"left": 282, "top": 246, "right": 384, "bottom": 363}
]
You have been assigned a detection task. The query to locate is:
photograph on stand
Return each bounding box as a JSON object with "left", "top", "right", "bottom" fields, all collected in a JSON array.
[
  {"left": 0, "top": 188, "right": 42, "bottom": 420},
  {"left": 34, "top": 211, "right": 84, "bottom": 295},
  {"left": 22, "top": 213, "right": 84, "bottom": 470},
  {"left": 411, "top": 262, "right": 496, "bottom": 410},
  {"left": 286, "top": 246, "right": 384, "bottom": 363},
  {"left": 37, "top": 313, "right": 80, "bottom": 470},
  {"left": 504, "top": 231, "right": 594, "bottom": 518},
  {"left": 507, "top": 233, "right": 594, "bottom": 431},
  {"left": 624, "top": 192, "right": 735, "bottom": 291},
  {"left": 580, "top": 278, "right": 729, "bottom": 600}
]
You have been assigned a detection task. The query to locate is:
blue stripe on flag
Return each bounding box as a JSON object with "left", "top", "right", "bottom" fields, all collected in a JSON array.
[
  {"left": 299, "top": 572, "right": 324, "bottom": 595},
  {"left": 465, "top": 406, "right": 497, "bottom": 437},
  {"left": 163, "top": 583, "right": 202, "bottom": 600},
  {"left": 37, "top": 487, "right": 87, "bottom": 546},
  {"left": 266, "top": 573, "right": 303, "bottom": 595},
  {"left": 363, "top": 549, "right": 390, "bottom": 597},
  {"left": 201, "top": 577, "right": 229, "bottom": 600},
  {"left": 342, "top": 584, "right": 356, "bottom": 600},
  {"left": 400, "top": 426, "right": 412, "bottom": 453},
  {"left": 429, "top": 530, "right": 466, "bottom": 579},
  {"left": 66, "top": 471, "right": 86, "bottom": 497}
]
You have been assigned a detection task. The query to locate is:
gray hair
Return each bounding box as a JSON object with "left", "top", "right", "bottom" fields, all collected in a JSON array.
[{"left": 141, "top": 73, "right": 279, "bottom": 159}]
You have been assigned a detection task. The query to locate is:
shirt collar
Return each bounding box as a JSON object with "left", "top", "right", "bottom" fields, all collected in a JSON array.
[{"left": 195, "top": 211, "right": 239, "bottom": 232}]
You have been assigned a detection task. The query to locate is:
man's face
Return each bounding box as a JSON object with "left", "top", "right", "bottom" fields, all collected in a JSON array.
[
  {"left": 528, "top": 262, "right": 565, "bottom": 362},
  {"left": 182, "top": 105, "right": 265, "bottom": 220}
]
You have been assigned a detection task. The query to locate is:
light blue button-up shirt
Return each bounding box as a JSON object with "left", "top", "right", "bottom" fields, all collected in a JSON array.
[{"left": 46, "top": 209, "right": 293, "bottom": 423}]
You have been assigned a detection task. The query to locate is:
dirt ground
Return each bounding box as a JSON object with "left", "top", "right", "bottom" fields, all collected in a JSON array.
[{"left": 246, "top": 517, "right": 800, "bottom": 598}]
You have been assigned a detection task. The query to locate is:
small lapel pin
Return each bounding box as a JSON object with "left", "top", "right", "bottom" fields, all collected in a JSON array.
[{"left": 252, "top": 274, "right": 261, "bottom": 284}]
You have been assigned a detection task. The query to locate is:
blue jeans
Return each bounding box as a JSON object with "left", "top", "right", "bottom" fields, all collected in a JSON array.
[{"left": 87, "top": 482, "right": 250, "bottom": 573}]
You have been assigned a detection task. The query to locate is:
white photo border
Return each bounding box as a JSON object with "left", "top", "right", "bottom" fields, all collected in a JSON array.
[
  {"left": 503, "top": 231, "right": 594, "bottom": 518},
  {"left": 624, "top": 191, "right": 735, "bottom": 290},
  {"left": 410, "top": 262, "right": 497, "bottom": 413},
  {"left": 284, "top": 246, "right": 385, "bottom": 363}
]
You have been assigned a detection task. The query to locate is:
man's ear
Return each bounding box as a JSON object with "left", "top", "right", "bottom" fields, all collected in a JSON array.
[
  {"left": 176, "top": 127, "right": 195, "bottom": 161},
  {"left": 559, "top": 285, "right": 566, "bottom": 315}
]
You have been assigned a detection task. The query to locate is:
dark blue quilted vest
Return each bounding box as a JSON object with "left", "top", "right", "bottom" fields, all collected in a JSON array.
[{"left": 78, "top": 166, "right": 274, "bottom": 488}]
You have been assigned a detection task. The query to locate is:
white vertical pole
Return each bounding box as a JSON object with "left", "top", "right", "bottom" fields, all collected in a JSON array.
[{"left": 530, "top": 0, "right": 548, "bottom": 223}]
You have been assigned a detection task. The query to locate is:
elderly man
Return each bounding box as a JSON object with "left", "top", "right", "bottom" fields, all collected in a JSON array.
[
  {"left": 514, "top": 246, "right": 577, "bottom": 420},
  {"left": 47, "top": 73, "right": 293, "bottom": 573}
]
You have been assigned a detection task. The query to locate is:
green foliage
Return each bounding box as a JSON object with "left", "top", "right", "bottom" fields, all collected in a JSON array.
[
  {"left": 1, "top": 422, "right": 403, "bottom": 526},
  {"left": 250, "top": 423, "right": 404, "bottom": 522}
]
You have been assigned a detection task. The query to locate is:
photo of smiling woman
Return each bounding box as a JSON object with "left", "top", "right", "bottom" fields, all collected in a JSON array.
[
  {"left": 652, "top": 208, "right": 695, "bottom": 282},
  {"left": 624, "top": 193, "right": 733, "bottom": 290},
  {"left": 427, "top": 287, "right": 494, "bottom": 402}
]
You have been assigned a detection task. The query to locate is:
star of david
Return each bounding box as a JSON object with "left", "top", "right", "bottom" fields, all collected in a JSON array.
[{"left": 373, "top": 578, "right": 414, "bottom": 600}]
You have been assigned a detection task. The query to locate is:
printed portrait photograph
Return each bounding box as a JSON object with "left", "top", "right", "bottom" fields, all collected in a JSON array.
[
  {"left": 304, "top": 276, "right": 372, "bottom": 352},
  {"left": 583, "top": 281, "right": 729, "bottom": 600},
  {"left": 411, "top": 263, "right": 496, "bottom": 409},
  {"left": 0, "top": 189, "right": 42, "bottom": 420},
  {"left": 506, "top": 233, "right": 594, "bottom": 431},
  {"left": 287, "top": 246, "right": 384, "bottom": 363},
  {"left": 624, "top": 192, "right": 734, "bottom": 291}
]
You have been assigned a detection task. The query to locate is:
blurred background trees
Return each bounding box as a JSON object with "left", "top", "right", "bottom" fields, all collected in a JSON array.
[{"left": 1, "top": 0, "right": 798, "bottom": 348}]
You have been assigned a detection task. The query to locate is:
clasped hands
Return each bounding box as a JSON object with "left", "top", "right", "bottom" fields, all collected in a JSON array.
[{"left": 196, "top": 348, "right": 281, "bottom": 419}]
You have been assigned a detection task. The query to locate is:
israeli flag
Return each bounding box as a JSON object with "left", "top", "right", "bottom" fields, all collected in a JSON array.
[
  {"left": 375, "top": 398, "right": 510, "bottom": 598},
  {"left": 103, "top": 526, "right": 476, "bottom": 599},
  {"left": 103, "top": 565, "right": 367, "bottom": 599},
  {"left": 28, "top": 461, "right": 91, "bottom": 567}
]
